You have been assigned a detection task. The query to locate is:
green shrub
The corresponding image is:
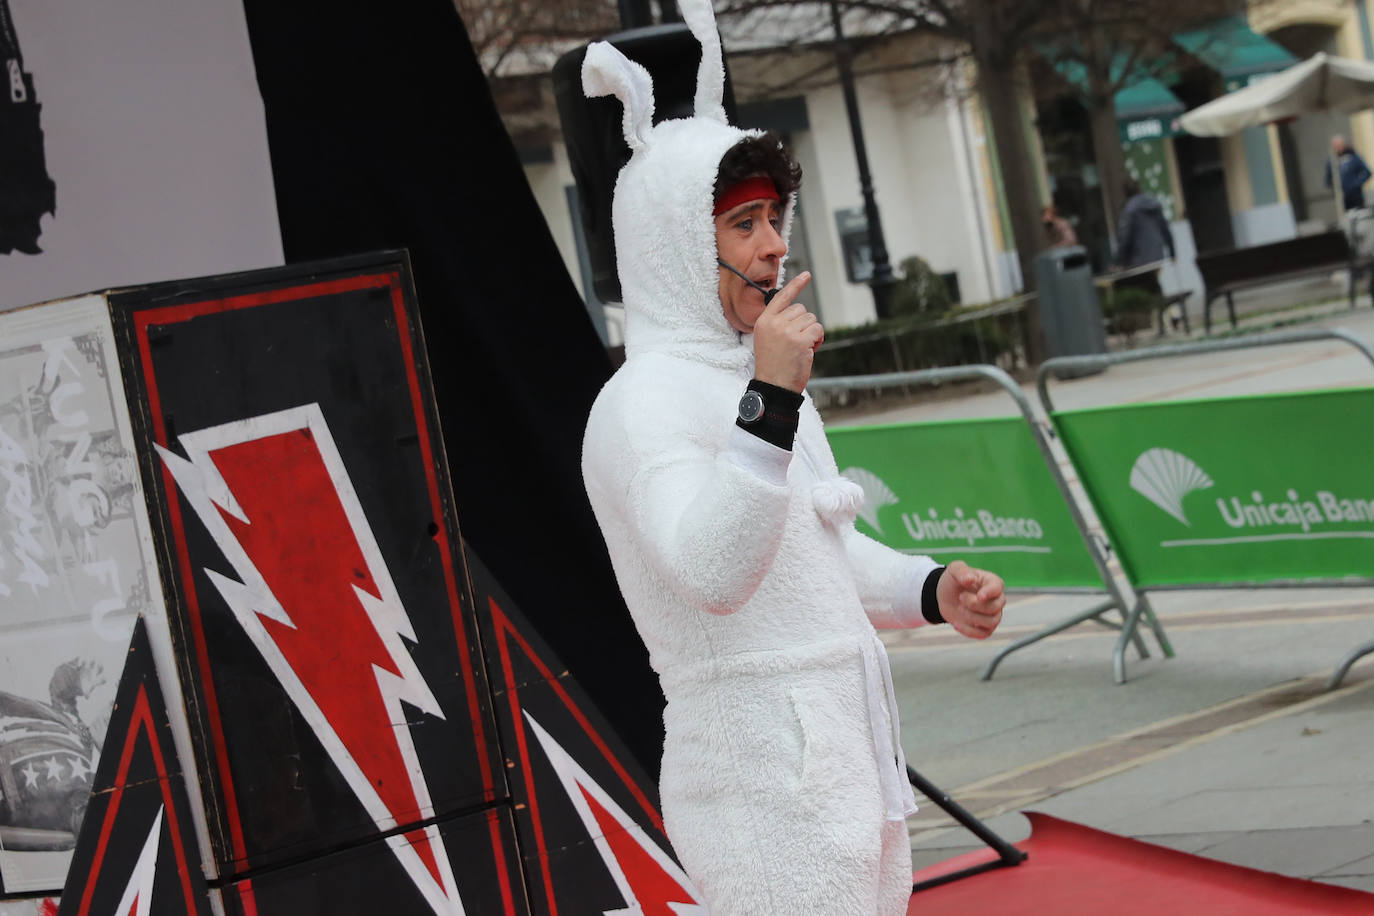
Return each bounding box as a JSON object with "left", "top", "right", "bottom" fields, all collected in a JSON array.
[
  {"left": 889, "top": 255, "right": 953, "bottom": 318},
  {"left": 1103, "top": 286, "right": 1161, "bottom": 317},
  {"left": 1101, "top": 286, "right": 1159, "bottom": 337},
  {"left": 813, "top": 305, "right": 1021, "bottom": 378}
]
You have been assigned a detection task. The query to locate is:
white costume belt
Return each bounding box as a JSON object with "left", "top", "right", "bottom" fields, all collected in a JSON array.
[{"left": 861, "top": 633, "right": 920, "bottom": 821}]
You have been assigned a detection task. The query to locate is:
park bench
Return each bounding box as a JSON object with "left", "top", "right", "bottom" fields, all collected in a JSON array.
[
  {"left": 1096, "top": 262, "right": 1192, "bottom": 336},
  {"left": 1194, "top": 229, "right": 1371, "bottom": 334}
]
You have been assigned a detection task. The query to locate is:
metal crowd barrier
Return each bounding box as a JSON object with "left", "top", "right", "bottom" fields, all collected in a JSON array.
[
  {"left": 1038, "top": 328, "right": 1374, "bottom": 687},
  {"left": 814, "top": 364, "right": 1169, "bottom": 682}
]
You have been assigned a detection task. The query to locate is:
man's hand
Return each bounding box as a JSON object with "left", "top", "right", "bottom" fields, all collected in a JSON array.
[
  {"left": 935, "top": 560, "right": 1004, "bottom": 639},
  {"left": 753, "top": 271, "right": 821, "bottom": 393}
]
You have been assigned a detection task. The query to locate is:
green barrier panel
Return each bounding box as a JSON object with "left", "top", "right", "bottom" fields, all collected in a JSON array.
[
  {"left": 827, "top": 416, "right": 1103, "bottom": 589},
  {"left": 1052, "top": 386, "right": 1374, "bottom": 587}
]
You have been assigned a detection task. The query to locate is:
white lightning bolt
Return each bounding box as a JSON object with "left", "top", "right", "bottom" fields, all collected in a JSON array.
[
  {"left": 113, "top": 806, "right": 163, "bottom": 916},
  {"left": 523, "top": 713, "right": 707, "bottom": 915},
  {"left": 157, "top": 404, "right": 462, "bottom": 915}
]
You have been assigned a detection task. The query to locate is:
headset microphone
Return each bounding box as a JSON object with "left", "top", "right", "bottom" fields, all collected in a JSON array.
[{"left": 717, "top": 258, "right": 779, "bottom": 304}]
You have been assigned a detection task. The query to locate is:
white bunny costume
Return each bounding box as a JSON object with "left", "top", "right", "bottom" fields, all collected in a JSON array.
[{"left": 580, "top": 4, "right": 939, "bottom": 912}]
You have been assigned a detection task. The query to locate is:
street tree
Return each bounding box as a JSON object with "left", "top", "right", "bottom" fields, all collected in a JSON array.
[
  {"left": 1036, "top": 0, "right": 1243, "bottom": 236},
  {"left": 716, "top": 0, "right": 1244, "bottom": 360},
  {"left": 456, "top": 0, "right": 618, "bottom": 78},
  {"left": 716, "top": 0, "right": 1064, "bottom": 360}
]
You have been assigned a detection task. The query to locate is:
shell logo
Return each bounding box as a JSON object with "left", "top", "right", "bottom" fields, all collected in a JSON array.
[
  {"left": 840, "top": 467, "right": 898, "bottom": 534},
  {"left": 1129, "top": 448, "right": 1214, "bottom": 526}
]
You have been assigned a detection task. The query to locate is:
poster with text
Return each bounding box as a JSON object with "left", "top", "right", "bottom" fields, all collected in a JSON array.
[{"left": 0, "top": 296, "right": 176, "bottom": 895}]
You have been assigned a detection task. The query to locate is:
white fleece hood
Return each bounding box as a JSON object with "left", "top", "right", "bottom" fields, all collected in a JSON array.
[{"left": 582, "top": 0, "right": 794, "bottom": 371}]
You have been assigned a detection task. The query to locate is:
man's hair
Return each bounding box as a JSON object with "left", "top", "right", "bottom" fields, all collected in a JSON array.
[
  {"left": 1123, "top": 178, "right": 1141, "bottom": 199},
  {"left": 714, "top": 131, "right": 802, "bottom": 205}
]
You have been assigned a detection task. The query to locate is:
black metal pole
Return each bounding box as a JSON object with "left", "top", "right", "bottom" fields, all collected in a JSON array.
[
  {"left": 906, "top": 765, "right": 1027, "bottom": 867},
  {"left": 829, "top": 0, "right": 896, "bottom": 319},
  {"left": 907, "top": 764, "right": 1027, "bottom": 895},
  {"left": 618, "top": 0, "right": 653, "bottom": 29}
]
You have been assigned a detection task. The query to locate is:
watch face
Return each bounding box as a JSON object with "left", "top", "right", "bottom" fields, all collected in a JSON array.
[{"left": 738, "top": 390, "right": 765, "bottom": 423}]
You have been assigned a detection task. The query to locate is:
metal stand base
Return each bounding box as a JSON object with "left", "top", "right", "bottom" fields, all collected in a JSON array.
[
  {"left": 981, "top": 596, "right": 1171, "bottom": 684},
  {"left": 1113, "top": 595, "right": 1175, "bottom": 685},
  {"left": 908, "top": 765, "right": 1026, "bottom": 894},
  {"left": 1328, "top": 638, "right": 1374, "bottom": 690}
]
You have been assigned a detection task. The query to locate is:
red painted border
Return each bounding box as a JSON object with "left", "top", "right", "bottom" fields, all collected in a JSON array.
[
  {"left": 75, "top": 686, "right": 200, "bottom": 915},
  {"left": 385, "top": 280, "right": 498, "bottom": 800},
  {"left": 494, "top": 599, "right": 560, "bottom": 916},
  {"left": 491, "top": 599, "right": 661, "bottom": 830},
  {"left": 129, "top": 270, "right": 509, "bottom": 903},
  {"left": 485, "top": 808, "right": 518, "bottom": 915},
  {"left": 385, "top": 279, "right": 513, "bottom": 912}
]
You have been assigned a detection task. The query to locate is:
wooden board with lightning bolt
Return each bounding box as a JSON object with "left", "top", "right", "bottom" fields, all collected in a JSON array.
[
  {"left": 100, "top": 251, "right": 691, "bottom": 915},
  {"left": 109, "top": 253, "right": 520, "bottom": 914}
]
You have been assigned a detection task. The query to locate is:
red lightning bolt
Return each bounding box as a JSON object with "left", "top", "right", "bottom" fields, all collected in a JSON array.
[{"left": 157, "top": 405, "right": 462, "bottom": 914}]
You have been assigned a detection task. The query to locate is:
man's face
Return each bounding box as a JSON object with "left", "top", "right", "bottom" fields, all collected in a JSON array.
[{"left": 715, "top": 198, "right": 787, "bottom": 333}]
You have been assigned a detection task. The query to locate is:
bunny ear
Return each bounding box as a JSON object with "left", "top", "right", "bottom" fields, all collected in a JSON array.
[
  {"left": 678, "top": 0, "right": 727, "bottom": 123},
  {"left": 582, "top": 41, "right": 656, "bottom": 151}
]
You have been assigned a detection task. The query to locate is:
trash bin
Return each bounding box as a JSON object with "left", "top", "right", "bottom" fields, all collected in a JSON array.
[{"left": 1034, "top": 246, "right": 1107, "bottom": 365}]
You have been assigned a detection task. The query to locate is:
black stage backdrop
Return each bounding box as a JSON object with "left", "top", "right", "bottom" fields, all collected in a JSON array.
[{"left": 238, "top": 0, "right": 664, "bottom": 775}]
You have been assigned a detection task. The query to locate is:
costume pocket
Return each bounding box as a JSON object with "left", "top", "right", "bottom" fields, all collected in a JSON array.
[
  {"left": 787, "top": 681, "right": 886, "bottom": 852},
  {"left": 788, "top": 685, "right": 860, "bottom": 807}
]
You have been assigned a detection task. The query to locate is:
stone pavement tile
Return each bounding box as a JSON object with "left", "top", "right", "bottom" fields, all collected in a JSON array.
[
  {"left": 1108, "top": 785, "right": 1374, "bottom": 835},
  {"left": 897, "top": 626, "right": 1374, "bottom": 793},
  {"left": 1034, "top": 788, "right": 1185, "bottom": 831},
  {"left": 1187, "top": 826, "right": 1374, "bottom": 879},
  {"left": 910, "top": 811, "right": 1031, "bottom": 851},
  {"left": 1135, "top": 831, "right": 1243, "bottom": 856},
  {"left": 986, "top": 736, "right": 1178, "bottom": 794},
  {"left": 1322, "top": 875, "right": 1374, "bottom": 894},
  {"left": 911, "top": 844, "right": 981, "bottom": 871},
  {"left": 1329, "top": 852, "right": 1374, "bottom": 877},
  {"left": 1008, "top": 690, "right": 1374, "bottom": 831},
  {"left": 1083, "top": 713, "right": 1374, "bottom": 798}
]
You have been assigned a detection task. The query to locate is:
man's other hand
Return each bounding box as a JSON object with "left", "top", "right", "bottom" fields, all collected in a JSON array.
[
  {"left": 935, "top": 560, "right": 1005, "bottom": 639},
  {"left": 753, "top": 271, "right": 821, "bottom": 393}
]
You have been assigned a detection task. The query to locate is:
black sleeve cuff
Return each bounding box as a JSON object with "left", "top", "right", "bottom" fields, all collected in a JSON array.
[
  {"left": 736, "top": 379, "right": 804, "bottom": 451},
  {"left": 921, "top": 566, "right": 947, "bottom": 625}
]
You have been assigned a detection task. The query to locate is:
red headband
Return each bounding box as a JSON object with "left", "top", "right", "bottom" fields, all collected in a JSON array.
[{"left": 713, "top": 176, "right": 780, "bottom": 216}]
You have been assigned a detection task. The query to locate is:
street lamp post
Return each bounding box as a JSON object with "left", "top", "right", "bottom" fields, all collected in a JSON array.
[
  {"left": 618, "top": 0, "right": 653, "bottom": 28},
  {"left": 829, "top": 0, "right": 896, "bottom": 319}
]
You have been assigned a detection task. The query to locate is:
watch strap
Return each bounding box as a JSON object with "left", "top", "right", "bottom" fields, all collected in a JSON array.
[{"left": 736, "top": 379, "right": 803, "bottom": 450}]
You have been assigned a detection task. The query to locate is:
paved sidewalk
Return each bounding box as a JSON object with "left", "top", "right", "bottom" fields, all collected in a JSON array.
[{"left": 829, "top": 306, "right": 1374, "bottom": 894}]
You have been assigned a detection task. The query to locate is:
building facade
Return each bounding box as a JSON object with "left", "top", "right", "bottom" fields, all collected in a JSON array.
[{"left": 496, "top": 0, "right": 1374, "bottom": 341}]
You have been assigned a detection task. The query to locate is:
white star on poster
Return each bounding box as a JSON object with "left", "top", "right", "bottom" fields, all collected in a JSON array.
[
  {"left": 21, "top": 762, "right": 40, "bottom": 788},
  {"left": 44, "top": 756, "right": 65, "bottom": 781},
  {"left": 68, "top": 756, "right": 92, "bottom": 781}
]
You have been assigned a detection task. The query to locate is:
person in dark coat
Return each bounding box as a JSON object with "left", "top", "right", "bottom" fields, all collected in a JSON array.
[
  {"left": 1115, "top": 179, "right": 1174, "bottom": 269},
  {"left": 1324, "top": 135, "right": 1371, "bottom": 212},
  {"left": 1113, "top": 179, "right": 1179, "bottom": 330}
]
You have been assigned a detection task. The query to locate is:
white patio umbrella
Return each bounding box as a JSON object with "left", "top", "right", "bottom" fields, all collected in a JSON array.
[
  {"left": 1179, "top": 52, "right": 1374, "bottom": 135},
  {"left": 1180, "top": 52, "right": 1374, "bottom": 222}
]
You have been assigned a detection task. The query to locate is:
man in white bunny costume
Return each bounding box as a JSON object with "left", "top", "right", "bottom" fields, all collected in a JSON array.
[{"left": 579, "top": 3, "right": 1005, "bottom": 912}]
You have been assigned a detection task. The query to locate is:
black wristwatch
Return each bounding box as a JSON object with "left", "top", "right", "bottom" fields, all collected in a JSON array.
[
  {"left": 735, "top": 380, "right": 803, "bottom": 450},
  {"left": 738, "top": 389, "right": 766, "bottom": 424}
]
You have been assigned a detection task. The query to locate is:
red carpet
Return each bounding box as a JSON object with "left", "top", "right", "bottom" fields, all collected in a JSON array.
[{"left": 908, "top": 813, "right": 1374, "bottom": 914}]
